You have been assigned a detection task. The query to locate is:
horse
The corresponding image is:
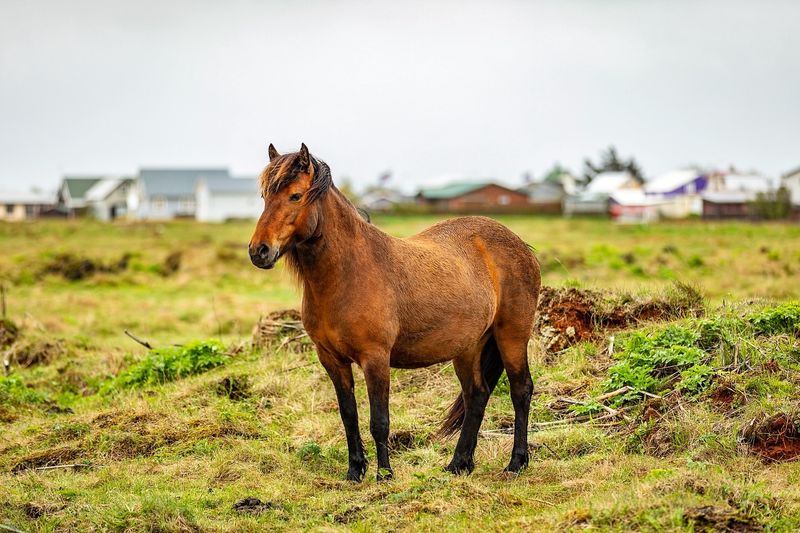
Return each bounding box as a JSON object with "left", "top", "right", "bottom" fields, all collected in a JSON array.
[{"left": 249, "top": 144, "right": 541, "bottom": 482}]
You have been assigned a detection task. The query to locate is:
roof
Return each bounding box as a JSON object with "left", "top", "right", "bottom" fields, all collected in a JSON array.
[
  {"left": 140, "top": 168, "right": 229, "bottom": 197},
  {"left": 0, "top": 190, "right": 56, "bottom": 205},
  {"left": 85, "top": 178, "right": 129, "bottom": 202},
  {"left": 585, "top": 172, "right": 635, "bottom": 194},
  {"left": 645, "top": 170, "right": 702, "bottom": 194},
  {"left": 62, "top": 177, "right": 102, "bottom": 200},
  {"left": 703, "top": 191, "right": 752, "bottom": 204},
  {"left": 782, "top": 166, "right": 800, "bottom": 179},
  {"left": 609, "top": 189, "right": 665, "bottom": 206},
  {"left": 723, "top": 173, "right": 779, "bottom": 194},
  {"left": 199, "top": 176, "right": 258, "bottom": 194},
  {"left": 418, "top": 181, "right": 499, "bottom": 199}
]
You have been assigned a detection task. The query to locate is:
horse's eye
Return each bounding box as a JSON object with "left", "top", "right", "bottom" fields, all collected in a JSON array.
[{"left": 289, "top": 193, "right": 303, "bottom": 202}]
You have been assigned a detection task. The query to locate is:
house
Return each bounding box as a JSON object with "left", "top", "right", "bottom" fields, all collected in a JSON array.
[
  {"left": 781, "top": 167, "right": 800, "bottom": 214},
  {"left": 359, "top": 187, "right": 413, "bottom": 212},
  {"left": 644, "top": 169, "right": 708, "bottom": 218},
  {"left": 563, "top": 171, "right": 640, "bottom": 216},
  {"left": 416, "top": 181, "right": 530, "bottom": 213},
  {"left": 517, "top": 180, "right": 563, "bottom": 214},
  {"left": 195, "top": 176, "right": 262, "bottom": 222},
  {"left": 84, "top": 178, "right": 134, "bottom": 221},
  {"left": 0, "top": 190, "right": 57, "bottom": 221},
  {"left": 609, "top": 189, "right": 665, "bottom": 223},
  {"left": 130, "top": 168, "right": 229, "bottom": 220},
  {"left": 57, "top": 176, "right": 103, "bottom": 216},
  {"left": 702, "top": 172, "right": 780, "bottom": 220}
]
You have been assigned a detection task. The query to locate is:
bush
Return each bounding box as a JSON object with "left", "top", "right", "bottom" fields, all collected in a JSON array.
[
  {"left": 750, "top": 302, "right": 800, "bottom": 336},
  {"left": 603, "top": 326, "right": 711, "bottom": 405},
  {"left": 114, "top": 341, "right": 229, "bottom": 389},
  {"left": 0, "top": 375, "right": 43, "bottom": 405}
]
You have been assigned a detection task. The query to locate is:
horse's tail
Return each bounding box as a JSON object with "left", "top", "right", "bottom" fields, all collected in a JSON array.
[{"left": 438, "top": 336, "right": 505, "bottom": 438}]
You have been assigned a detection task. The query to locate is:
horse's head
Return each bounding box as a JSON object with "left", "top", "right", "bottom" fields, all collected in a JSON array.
[{"left": 249, "top": 143, "right": 331, "bottom": 269}]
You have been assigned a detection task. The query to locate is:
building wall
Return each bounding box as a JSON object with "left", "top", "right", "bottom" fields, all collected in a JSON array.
[
  {"left": 0, "top": 203, "right": 51, "bottom": 221},
  {"left": 703, "top": 201, "right": 748, "bottom": 219},
  {"left": 424, "top": 185, "right": 530, "bottom": 213},
  {"left": 196, "top": 187, "right": 262, "bottom": 222},
  {"left": 783, "top": 173, "right": 800, "bottom": 206}
]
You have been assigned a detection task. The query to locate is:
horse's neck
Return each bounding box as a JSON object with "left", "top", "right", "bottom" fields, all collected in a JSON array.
[{"left": 290, "top": 190, "right": 375, "bottom": 290}]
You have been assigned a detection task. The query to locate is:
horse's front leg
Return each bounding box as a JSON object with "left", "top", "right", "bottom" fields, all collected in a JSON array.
[
  {"left": 320, "top": 354, "right": 367, "bottom": 482},
  {"left": 363, "top": 357, "right": 393, "bottom": 481}
]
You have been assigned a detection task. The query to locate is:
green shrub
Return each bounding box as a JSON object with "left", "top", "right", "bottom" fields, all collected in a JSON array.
[
  {"left": 749, "top": 302, "right": 800, "bottom": 336},
  {"left": 0, "top": 375, "right": 43, "bottom": 405},
  {"left": 603, "top": 326, "right": 711, "bottom": 405},
  {"left": 113, "top": 340, "right": 229, "bottom": 389}
]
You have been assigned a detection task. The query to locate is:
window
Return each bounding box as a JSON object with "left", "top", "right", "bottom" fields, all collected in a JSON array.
[
  {"left": 498, "top": 194, "right": 511, "bottom": 206},
  {"left": 180, "top": 196, "right": 196, "bottom": 212},
  {"left": 151, "top": 196, "right": 167, "bottom": 211},
  {"left": 25, "top": 205, "right": 36, "bottom": 217},
  {"left": 5, "top": 204, "right": 13, "bottom": 215}
]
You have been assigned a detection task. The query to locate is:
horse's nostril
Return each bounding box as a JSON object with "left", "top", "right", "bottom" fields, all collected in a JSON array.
[{"left": 257, "top": 244, "right": 269, "bottom": 258}]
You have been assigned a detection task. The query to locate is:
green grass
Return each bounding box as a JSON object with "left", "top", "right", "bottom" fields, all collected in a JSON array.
[{"left": 1, "top": 216, "right": 800, "bottom": 531}]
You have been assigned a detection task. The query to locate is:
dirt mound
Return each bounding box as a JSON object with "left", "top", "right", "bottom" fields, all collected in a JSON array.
[
  {"left": 252, "top": 309, "right": 304, "bottom": 348},
  {"left": 215, "top": 375, "right": 251, "bottom": 401},
  {"left": 12, "top": 445, "right": 83, "bottom": 473},
  {"left": 535, "top": 283, "right": 704, "bottom": 352},
  {"left": 232, "top": 497, "right": 276, "bottom": 514},
  {"left": 684, "top": 505, "right": 762, "bottom": 532},
  {"left": 741, "top": 413, "right": 800, "bottom": 462},
  {"left": 9, "top": 339, "right": 65, "bottom": 368},
  {"left": 0, "top": 317, "right": 19, "bottom": 347},
  {"left": 41, "top": 253, "right": 132, "bottom": 281}
]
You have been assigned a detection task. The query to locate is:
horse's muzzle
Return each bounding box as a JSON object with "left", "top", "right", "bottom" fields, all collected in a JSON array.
[{"left": 249, "top": 243, "right": 279, "bottom": 269}]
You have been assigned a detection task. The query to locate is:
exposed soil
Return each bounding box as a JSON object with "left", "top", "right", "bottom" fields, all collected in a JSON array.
[
  {"left": 41, "top": 253, "right": 132, "bottom": 281},
  {"left": 214, "top": 375, "right": 251, "bottom": 401},
  {"left": 12, "top": 445, "right": 83, "bottom": 473},
  {"left": 0, "top": 317, "right": 19, "bottom": 347},
  {"left": 684, "top": 505, "right": 763, "bottom": 532},
  {"left": 708, "top": 381, "right": 745, "bottom": 414},
  {"left": 232, "top": 497, "right": 276, "bottom": 514},
  {"left": 161, "top": 251, "right": 182, "bottom": 277},
  {"left": 11, "top": 339, "right": 66, "bottom": 368},
  {"left": 741, "top": 413, "right": 800, "bottom": 462},
  {"left": 535, "top": 283, "right": 704, "bottom": 353}
]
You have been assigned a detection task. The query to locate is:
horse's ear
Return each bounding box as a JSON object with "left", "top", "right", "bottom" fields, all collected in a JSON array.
[
  {"left": 268, "top": 143, "right": 280, "bottom": 161},
  {"left": 298, "top": 143, "right": 310, "bottom": 171}
]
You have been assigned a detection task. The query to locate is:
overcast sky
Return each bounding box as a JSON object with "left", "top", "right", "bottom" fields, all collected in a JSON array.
[{"left": 1, "top": 0, "right": 798, "bottom": 192}]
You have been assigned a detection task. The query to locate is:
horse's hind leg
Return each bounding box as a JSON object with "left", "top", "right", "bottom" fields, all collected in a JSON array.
[
  {"left": 445, "top": 347, "right": 491, "bottom": 474},
  {"left": 494, "top": 329, "right": 534, "bottom": 473}
]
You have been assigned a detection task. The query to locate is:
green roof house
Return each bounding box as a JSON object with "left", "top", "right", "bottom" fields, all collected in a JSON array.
[{"left": 416, "top": 180, "right": 530, "bottom": 213}]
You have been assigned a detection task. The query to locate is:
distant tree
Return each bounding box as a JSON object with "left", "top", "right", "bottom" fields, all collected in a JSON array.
[
  {"left": 583, "top": 146, "right": 644, "bottom": 184},
  {"left": 542, "top": 163, "right": 567, "bottom": 184},
  {"left": 749, "top": 187, "right": 791, "bottom": 220}
]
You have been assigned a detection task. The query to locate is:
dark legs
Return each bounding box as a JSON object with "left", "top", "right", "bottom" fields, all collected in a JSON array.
[
  {"left": 445, "top": 354, "right": 491, "bottom": 474},
  {"left": 495, "top": 335, "right": 534, "bottom": 473},
  {"left": 363, "top": 359, "right": 393, "bottom": 481},
  {"left": 321, "top": 358, "right": 367, "bottom": 482}
]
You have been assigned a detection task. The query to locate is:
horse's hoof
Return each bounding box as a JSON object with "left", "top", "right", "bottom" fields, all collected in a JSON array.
[
  {"left": 376, "top": 467, "right": 394, "bottom": 482},
  {"left": 503, "top": 455, "right": 529, "bottom": 474},
  {"left": 444, "top": 461, "right": 474, "bottom": 475},
  {"left": 345, "top": 461, "right": 368, "bottom": 482}
]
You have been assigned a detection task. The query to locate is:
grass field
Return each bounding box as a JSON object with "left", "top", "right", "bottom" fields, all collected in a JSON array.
[{"left": 1, "top": 216, "right": 800, "bottom": 532}]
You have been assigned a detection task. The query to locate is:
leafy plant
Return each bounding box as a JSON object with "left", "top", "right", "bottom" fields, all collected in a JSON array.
[
  {"left": 750, "top": 302, "right": 800, "bottom": 336},
  {"left": 113, "top": 340, "right": 229, "bottom": 389},
  {"left": 0, "top": 375, "right": 43, "bottom": 405}
]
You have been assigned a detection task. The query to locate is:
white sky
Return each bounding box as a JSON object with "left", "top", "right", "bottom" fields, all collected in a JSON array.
[{"left": 1, "top": 0, "right": 799, "bottom": 193}]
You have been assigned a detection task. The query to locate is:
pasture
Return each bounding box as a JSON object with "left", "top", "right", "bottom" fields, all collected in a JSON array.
[{"left": 1, "top": 216, "right": 800, "bottom": 531}]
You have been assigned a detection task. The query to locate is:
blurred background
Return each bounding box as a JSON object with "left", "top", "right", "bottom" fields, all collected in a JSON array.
[{"left": 1, "top": 0, "right": 799, "bottom": 222}]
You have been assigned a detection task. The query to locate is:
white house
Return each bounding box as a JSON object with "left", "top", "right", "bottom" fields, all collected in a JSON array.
[
  {"left": 130, "top": 168, "right": 229, "bottom": 220},
  {"left": 57, "top": 176, "right": 103, "bottom": 216},
  {"left": 195, "top": 176, "right": 262, "bottom": 222},
  {"left": 84, "top": 178, "right": 134, "bottom": 221},
  {"left": 781, "top": 167, "right": 800, "bottom": 208},
  {"left": 644, "top": 169, "right": 708, "bottom": 218},
  {"left": 0, "top": 190, "right": 57, "bottom": 221},
  {"left": 563, "top": 171, "right": 640, "bottom": 216}
]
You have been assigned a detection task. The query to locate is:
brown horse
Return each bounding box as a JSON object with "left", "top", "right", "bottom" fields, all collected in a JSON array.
[{"left": 249, "top": 144, "right": 541, "bottom": 481}]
